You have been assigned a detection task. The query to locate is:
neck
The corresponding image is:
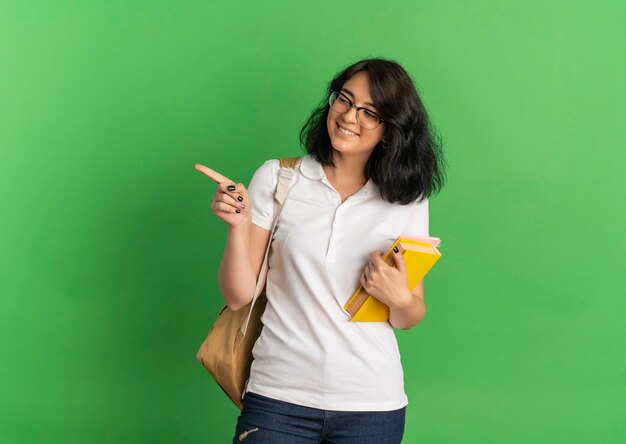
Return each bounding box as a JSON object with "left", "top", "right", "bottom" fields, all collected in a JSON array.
[{"left": 323, "top": 152, "right": 370, "bottom": 185}]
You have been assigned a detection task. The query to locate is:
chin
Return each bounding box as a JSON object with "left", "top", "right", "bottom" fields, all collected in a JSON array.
[{"left": 329, "top": 137, "right": 353, "bottom": 151}]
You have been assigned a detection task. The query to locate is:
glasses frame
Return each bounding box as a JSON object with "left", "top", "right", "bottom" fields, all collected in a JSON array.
[{"left": 328, "top": 90, "right": 385, "bottom": 130}]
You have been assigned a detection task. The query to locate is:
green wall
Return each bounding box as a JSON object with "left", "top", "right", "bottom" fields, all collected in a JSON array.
[{"left": 1, "top": 1, "right": 624, "bottom": 442}]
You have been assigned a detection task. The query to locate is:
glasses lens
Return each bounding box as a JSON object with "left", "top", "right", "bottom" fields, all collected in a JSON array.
[
  {"left": 329, "top": 91, "right": 382, "bottom": 129},
  {"left": 357, "top": 109, "right": 381, "bottom": 130},
  {"left": 329, "top": 91, "right": 350, "bottom": 113}
]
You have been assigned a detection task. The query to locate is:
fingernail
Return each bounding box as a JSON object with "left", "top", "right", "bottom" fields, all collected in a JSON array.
[
  {"left": 237, "top": 196, "right": 243, "bottom": 202},
  {"left": 240, "top": 204, "right": 246, "bottom": 209},
  {"left": 393, "top": 246, "right": 399, "bottom": 254},
  {"left": 235, "top": 209, "right": 241, "bottom": 213},
  {"left": 228, "top": 185, "right": 236, "bottom": 191}
]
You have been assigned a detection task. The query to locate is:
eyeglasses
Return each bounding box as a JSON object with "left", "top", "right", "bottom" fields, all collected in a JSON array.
[{"left": 328, "top": 90, "right": 385, "bottom": 130}]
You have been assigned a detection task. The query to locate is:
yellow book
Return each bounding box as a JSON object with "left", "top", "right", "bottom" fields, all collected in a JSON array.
[{"left": 344, "top": 236, "right": 442, "bottom": 322}]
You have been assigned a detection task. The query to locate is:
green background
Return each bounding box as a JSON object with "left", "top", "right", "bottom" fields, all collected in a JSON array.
[{"left": 1, "top": 1, "right": 624, "bottom": 442}]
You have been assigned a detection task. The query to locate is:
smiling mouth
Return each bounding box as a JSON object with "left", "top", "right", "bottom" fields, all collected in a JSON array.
[{"left": 337, "top": 123, "right": 359, "bottom": 136}]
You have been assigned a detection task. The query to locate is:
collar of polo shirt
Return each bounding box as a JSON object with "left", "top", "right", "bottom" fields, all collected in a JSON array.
[{"left": 299, "top": 155, "right": 378, "bottom": 196}]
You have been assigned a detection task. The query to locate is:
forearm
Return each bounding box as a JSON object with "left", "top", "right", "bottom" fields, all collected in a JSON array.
[
  {"left": 217, "top": 224, "right": 257, "bottom": 311},
  {"left": 388, "top": 290, "right": 426, "bottom": 330}
]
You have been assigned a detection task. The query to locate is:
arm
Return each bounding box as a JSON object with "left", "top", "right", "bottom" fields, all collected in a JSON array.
[
  {"left": 218, "top": 223, "right": 272, "bottom": 311},
  {"left": 388, "top": 280, "right": 426, "bottom": 330},
  {"left": 360, "top": 248, "right": 427, "bottom": 330},
  {"left": 389, "top": 197, "right": 429, "bottom": 329},
  {"left": 194, "top": 160, "right": 276, "bottom": 311}
]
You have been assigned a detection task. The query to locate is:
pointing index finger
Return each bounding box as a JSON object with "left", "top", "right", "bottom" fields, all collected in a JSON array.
[{"left": 193, "top": 164, "right": 233, "bottom": 185}]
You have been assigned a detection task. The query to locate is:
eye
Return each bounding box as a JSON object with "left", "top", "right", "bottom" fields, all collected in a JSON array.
[
  {"left": 338, "top": 96, "right": 350, "bottom": 105},
  {"left": 362, "top": 109, "right": 379, "bottom": 120}
]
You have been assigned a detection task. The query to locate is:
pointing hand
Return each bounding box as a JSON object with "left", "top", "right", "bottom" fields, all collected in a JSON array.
[{"left": 193, "top": 164, "right": 251, "bottom": 228}]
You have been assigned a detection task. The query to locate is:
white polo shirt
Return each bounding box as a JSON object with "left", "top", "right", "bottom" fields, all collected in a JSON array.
[{"left": 245, "top": 154, "right": 429, "bottom": 411}]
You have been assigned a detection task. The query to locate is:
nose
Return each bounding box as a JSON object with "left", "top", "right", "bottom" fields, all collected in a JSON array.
[{"left": 342, "top": 105, "right": 358, "bottom": 123}]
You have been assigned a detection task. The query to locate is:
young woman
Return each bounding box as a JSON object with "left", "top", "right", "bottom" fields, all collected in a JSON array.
[{"left": 195, "top": 57, "right": 445, "bottom": 443}]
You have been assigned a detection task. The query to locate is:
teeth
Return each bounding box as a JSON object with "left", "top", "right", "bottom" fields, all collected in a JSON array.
[{"left": 339, "top": 125, "right": 357, "bottom": 136}]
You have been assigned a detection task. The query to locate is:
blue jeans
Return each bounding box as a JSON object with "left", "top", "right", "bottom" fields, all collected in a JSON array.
[{"left": 232, "top": 391, "right": 406, "bottom": 443}]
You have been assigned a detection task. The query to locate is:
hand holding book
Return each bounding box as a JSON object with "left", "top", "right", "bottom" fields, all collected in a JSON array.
[
  {"left": 345, "top": 236, "right": 442, "bottom": 322},
  {"left": 357, "top": 248, "right": 415, "bottom": 315}
]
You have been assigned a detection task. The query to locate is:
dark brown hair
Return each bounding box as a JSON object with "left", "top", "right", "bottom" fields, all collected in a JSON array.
[{"left": 299, "top": 57, "right": 446, "bottom": 204}]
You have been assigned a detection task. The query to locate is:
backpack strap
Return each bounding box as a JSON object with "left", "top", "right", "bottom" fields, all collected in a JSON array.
[
  {"left": 273, "top": 157, "right": 302, "bottom": 207},
  {"left": 241, "top": 156, "right": 301, "bottom": 335},
  {"left": 279, "top": 156, "right": 301, "bottom": 169}
]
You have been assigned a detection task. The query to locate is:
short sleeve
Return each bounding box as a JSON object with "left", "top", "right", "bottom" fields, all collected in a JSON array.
[
  {"left": 402, "top": 197, "right": 429, "bottom": 237},
  {"left": 247, "top": 159, "right": 279, "bottom": 230}
]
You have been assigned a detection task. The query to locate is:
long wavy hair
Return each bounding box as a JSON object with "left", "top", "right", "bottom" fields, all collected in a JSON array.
[{"left": 299, "top": 57, "right": 446, "bottom": 205}]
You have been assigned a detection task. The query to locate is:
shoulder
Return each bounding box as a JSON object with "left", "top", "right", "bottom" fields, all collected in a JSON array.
[
  {"left": 248, "top": 159, "right": 281, "bottom": 230},
  {"left": 254, "top": 158, "right": 280, "bottom": 175},
  {"left": 405, "top": 195, "right": 429, "bottom": 218},
  {"left": 377, "top": 193, "right": 428, "bottom": 212},
  {"left": 249, "top": 159, "right": 280, "bottom": 187},
  {"left": 250, "top": 157, "right": 304, "bottom": 186},
  {"left": 409, "top": 195, "right": 429, "bottom": 210},
  {"left": 402, "top": 196, "right": 429, "bottom": 236}
]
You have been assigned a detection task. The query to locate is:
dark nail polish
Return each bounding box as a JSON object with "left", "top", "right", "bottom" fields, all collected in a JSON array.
[
  {"left": 235, "top": 209, "right": 241, "bottom": 213},
  {"left": 237, "top": 196, "right": 243, "bottom": 202},
  {"left": 227, "top": 185, "right": 236, "bottom": 191},
  {"left": 393, "top": 246, "right": 399, "bottom": 254}
]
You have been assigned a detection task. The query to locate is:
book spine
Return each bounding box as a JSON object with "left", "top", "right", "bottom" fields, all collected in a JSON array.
[{"left": 345, "top": 290, "right": 369, "bottom": 317}]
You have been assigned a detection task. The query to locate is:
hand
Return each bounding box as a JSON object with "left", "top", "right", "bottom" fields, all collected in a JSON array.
[
  {"left": 193, "top": 164, "right": 250, "bottom": 229},
  {"left": 359, "top": 249, "right": 413, "bottom": 309}
]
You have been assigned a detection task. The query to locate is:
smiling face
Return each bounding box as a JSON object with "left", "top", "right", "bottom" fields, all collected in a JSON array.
[{"left": 326, "top": 71, "right": 386, "bottom": 159}]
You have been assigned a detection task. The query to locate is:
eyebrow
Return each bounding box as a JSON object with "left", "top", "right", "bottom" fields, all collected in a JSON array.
[{"left": 340, "top": 88, "right": 377, "bottom": 109}]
